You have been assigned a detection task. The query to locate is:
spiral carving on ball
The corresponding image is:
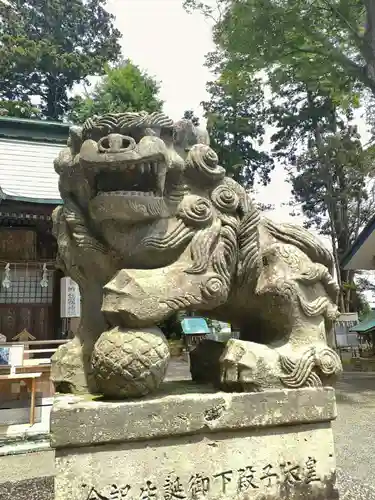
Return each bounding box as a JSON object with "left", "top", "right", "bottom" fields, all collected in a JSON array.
[
  {"left": 317, "top": 348, "right": 342, "bottom": 376},
  {"left": 201, "top": 275, "right": 226, "bottom": 302},
  {"left": 186, "top": 144, "right": 225, "bottom": 183},
  {"left": 211, "top": 185, "right": 239, "bottom": 214},
  {"left": 177, "top": 195, "right": 213, "bottom": 228}
]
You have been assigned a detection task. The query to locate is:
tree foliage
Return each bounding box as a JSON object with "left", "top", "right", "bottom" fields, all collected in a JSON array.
[
  {"left": 0, "top": 0, "right": 121, "bottom": 120},
  {"left": 184, "top": 0, "right": 375, "bottom": 312},
  {"left": 68, "top": 60, "right": 164, "bottom": 123},
  {"left": 184, "top": 0, "right": 375, "bottom": 103},
  {"left": 272, "top": 86, "right": 375, "bottom": 311},
  {"left": 182, "top": 109, "right": 200, "bottom": 126},
  {"left": 202, "top": 73, "right": 274, "bottom": 187},
  {"left": 0, "top": 100, "right": 41, "bottom": 119}
]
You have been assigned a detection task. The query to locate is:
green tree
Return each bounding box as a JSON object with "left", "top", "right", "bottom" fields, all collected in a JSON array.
[
  {"left": 0, "top": 0, "right": 121, "bottom": 120},
  {"left": 68, "top": 60, "right": 164, "bottom": 123},
  {"left": 0, "top": 100, "right": 41, "bottom": 118},
  {"left": 182, "top": 109, "right": 200, "bottom": 126},
  {"left": 184, "top": 0, "right": 375, "bottom": 313},
  {"left": 183, "top": 0, "right": 375, "bottom": 102},
  {"left": 202, "top": 73, "right": 274, "bottom": 187},
  {"left": 272, "top": 86, "right": 375, "bottom": 312}
]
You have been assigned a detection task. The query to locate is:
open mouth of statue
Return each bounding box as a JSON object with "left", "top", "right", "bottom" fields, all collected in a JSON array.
[{"left": 96, "top": 161, "right": 166, "bottom": 198}]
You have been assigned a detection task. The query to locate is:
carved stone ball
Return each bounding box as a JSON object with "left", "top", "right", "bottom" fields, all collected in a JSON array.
[{"left": 92, "top": 326, "right": 170, "bottom": 399}]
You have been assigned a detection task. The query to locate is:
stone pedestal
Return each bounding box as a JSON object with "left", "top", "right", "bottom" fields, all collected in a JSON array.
[{"left": 51, "top": 382, "right": 339, "bottom": 500}]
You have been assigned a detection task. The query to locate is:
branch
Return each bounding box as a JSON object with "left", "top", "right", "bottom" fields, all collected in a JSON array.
[
  {"left": 307, "top": 29, "right": 375, "bottom": 92},
  {"left": 320, "top": 0, "right": 365, "bottom": 51},
  {"left": 182, "top": 0, "right": 220, "bottom": 23}
]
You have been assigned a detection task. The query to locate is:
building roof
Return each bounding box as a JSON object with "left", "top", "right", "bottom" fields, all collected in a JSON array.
[
  {"left": 349, "top": 311, "right": 375, "bottom": 333},
  {"left": 0, "top": 117, "right": 71, "bottom": 205},
  {"left": 342, "top": 213, "right": 375, "bottom": 270},
  {"left": 0, "top": 116, "right": 70, "bottom": 144},
  {"left": 0, "top": 138, "right": 64, "bottom": 204}
]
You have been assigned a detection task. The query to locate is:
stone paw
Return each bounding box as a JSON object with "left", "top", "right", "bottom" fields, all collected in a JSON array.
[{"left": 220, "top": 339, "right": 282, "bottom": 391}]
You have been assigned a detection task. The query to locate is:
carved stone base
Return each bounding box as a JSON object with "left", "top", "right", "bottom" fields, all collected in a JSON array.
[{"left": 51, "top": 383, "right": 339, "bottom": 500}]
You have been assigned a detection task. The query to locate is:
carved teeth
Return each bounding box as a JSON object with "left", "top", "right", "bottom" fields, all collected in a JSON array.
[{"left": 156, "top": 164, "right": 167, "bottom": 196}]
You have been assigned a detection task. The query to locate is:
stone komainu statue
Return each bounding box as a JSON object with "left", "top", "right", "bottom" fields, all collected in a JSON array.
[{"left": 51, "top": 111, "right": 342, "bottom": 398}]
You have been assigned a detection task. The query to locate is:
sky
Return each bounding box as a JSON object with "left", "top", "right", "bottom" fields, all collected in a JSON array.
[{"left": 105, "top": 0, "right": 215, "bottom": 123}]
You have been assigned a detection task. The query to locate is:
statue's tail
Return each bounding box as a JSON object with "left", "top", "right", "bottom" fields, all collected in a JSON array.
[{"left": 262, "top": 218, "right": 335, "bottom": 276}]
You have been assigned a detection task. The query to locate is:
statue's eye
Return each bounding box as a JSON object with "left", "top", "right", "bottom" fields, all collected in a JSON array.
[{"left": 262, "top": 256, "right": 269, "bottom": 266}]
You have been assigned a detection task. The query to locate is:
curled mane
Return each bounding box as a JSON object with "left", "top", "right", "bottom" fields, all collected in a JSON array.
[{"left": 262, "top": 218, "right": 334, "bottom": 275}]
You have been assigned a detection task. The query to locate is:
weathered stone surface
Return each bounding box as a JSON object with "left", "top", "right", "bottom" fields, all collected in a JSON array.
[
  {"left": 221, "top": 339, "right": 343, "bottom": 391},
  {"left": 56, "top": 426, "right": 338, "bottom": 500},
  {"left": 190, "top": 338, "right": 342, "bottom": 393},
  {"left": 92, "top": 326, "right": 170, "bottom": 398},
  {"left": 52, "top": 110, "right": 342, "bottom": 398},
  {"left": 52, "top": 383, "right": 339, "bottom": 500},
  {"left": 51, "top": 385, "right": 336, "bottom": 449},
  {"left": 52, "top": 337, "right": 95, "bottom": 393}
]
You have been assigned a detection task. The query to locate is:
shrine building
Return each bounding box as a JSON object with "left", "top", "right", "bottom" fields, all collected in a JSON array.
[
  {"left": 0, "top": 116, "right": 70, "bottom": 341},
  {"left": 342, "top": 214, "right": 375, "bottom": 272}
]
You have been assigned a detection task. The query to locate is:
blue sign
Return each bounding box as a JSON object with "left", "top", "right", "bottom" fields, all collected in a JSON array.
[
  {"left": 181, "top": 317, "right": 210, "bottom": 335},
  {"left": 0, "top": 346, "right": 9, "bottom": 365}
]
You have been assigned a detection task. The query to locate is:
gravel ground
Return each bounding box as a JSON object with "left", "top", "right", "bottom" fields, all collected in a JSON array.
[
  {"left": 166, "top": 360, "right": 375, "bottom": 499},
  {"left": 334, "top": 373, "right": 375, "bottom": 499}
]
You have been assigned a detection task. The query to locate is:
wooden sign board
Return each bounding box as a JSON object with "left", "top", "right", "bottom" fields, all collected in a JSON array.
[
  {"left": 0, "top": 229, "right": 36, "bottom": 261},
  {"left": 60, "top": 277, "right": 81, "bottom": 318}
]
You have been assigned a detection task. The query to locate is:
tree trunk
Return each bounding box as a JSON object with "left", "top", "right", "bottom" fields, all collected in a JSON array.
[
  {"left": 305, "top": 91, "right": 348, "bottom": 312},
  {"left": 45, "top": 75, "right": 66, "bottom": 120},
  {"left": 364, "top": 0, "right": 375, "bottom": 87}
]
